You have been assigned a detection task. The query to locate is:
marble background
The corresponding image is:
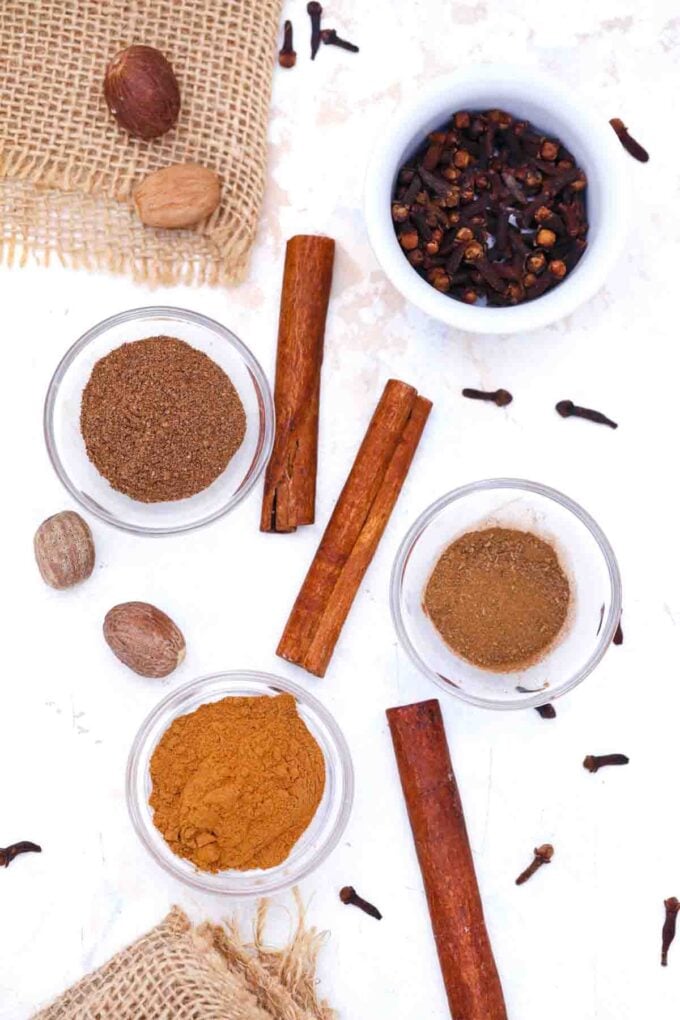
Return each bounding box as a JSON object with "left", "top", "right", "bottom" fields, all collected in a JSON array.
[{"left": 1, "top": 1, "right": 679, "bottom": 1017}]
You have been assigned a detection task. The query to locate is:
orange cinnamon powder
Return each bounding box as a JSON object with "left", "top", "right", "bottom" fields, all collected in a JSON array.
[{"left": 149, "top": 694, "right": 325, "bottom": 872}]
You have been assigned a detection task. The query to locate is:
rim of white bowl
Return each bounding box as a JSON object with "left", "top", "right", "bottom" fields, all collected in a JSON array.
[
  {"left": 126, "top": 670, "right": 355, "bottom": 895},
  {"left": 365, "top": 64, "right": 631, "bottom": 334},
  {"left": 44, "top": 306, "right": 275, "bottom": 536},
  {"left": 390, "top": 478, "right": 623, "bottom": 709}
]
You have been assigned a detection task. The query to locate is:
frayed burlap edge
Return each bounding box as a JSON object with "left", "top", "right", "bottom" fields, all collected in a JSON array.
[
  {"left": 32, "top": 892, "right": 336, "bottom": 1020},
  {"left": 0, "top": 178, "right": 255, "bottom": 288},
  {"left": 0, "top": 232, "right": 252, "bottom": 289},
  {"left": 205, "top": 890, "right": 337, "bottom": 1020}
]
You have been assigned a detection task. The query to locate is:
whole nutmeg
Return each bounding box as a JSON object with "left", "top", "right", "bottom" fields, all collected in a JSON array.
[
  {"left": 34, "top": 511, "right": 95, "bottom": 590},
  {"left": 104, "top": 45, "right": 180, "bottom": 140},
  {"left": 134, "top": 163, "right": 221, "bottom": 229},
  {"left": 103, "top": 602, "right": 185, "bottom": 678}
]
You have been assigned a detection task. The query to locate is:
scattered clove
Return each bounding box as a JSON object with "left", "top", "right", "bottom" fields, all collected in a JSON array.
[
  {"left": 535, "top": 704, "right": 557, "bottom": 719},
  {"left": 0, "top": 841, "right": 42, "bottom": 868},
  {"left": 278, "top": 20, "right": 296, "bottom": 68},
  {"left": 613, "top": 619, "right": 624, "bottom": 645},
  {"left": 320, "top": 28, "right": 359, "bottom": 52},
  {"left": 583, "top": 753, "right": 629, "bottom": 773},
  {"left": 515, "top": 843, "right": 554, "bottom": 885},
  {"left": 462, "top": 387, "right": 513, "bottom": 407},
  {"left": 609, "top": 118, "right": 649, "bottom": 163},
  {"left": 662, "top": 897, "right": 679, "bottom": 966},
  {"left": 307, "top": 2, "right": 323, "bottom": 60},
  {"left": 555, "top": 400, "right": 618, "bottom": 429},
  {"left": 340, "top": 885, "right": 383, "bottom": 920}
]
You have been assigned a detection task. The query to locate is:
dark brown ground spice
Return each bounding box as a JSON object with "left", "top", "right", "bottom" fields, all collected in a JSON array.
[
  {"left": 80, "top": 337, "right": 246, "bottom": 503},
  {"left": 423, "top": 526, "right": 571, "bottom": 671}
]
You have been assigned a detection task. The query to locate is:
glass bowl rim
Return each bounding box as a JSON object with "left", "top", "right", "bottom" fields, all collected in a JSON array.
[
  {"left": 43, "top": 305, "right": 275, "bottom": 536},
  {"left": 126, "top": 669, "right": 355, "bottom": 896},
  {"left": 390, "top": 477, "right": 623, "bottom": 710}
]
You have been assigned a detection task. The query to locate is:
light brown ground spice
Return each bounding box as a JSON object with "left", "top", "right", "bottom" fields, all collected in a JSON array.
[
  {"left": 424, "top": 526, "right": 570, "bottom": 672},
  {"left": 149, "top": 694, "right": 326, "bottom": 873},
  {"left": 80, "top": 337, "right": 246, "bottom": 503}
]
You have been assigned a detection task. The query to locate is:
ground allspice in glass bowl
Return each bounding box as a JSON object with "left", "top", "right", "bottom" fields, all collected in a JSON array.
[
  {"left": 392, "top": 109, "right": 588, "bottom": 307},
  {"left": 80, "top": 337, "right": 246, "bottom": 503},
  {"left": 423, "top": 527, "right": 571, "bottom": 672},
  {"left": 149, "top": 694, "right": 326, "bottom": 873}
]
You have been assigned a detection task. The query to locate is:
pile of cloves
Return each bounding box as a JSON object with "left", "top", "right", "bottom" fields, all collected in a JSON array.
[
  {"left": 278, "top": 3, "right": 359, "bottom": 68},
  {"left": 392, "top": 109, "right": 588, "bottom": 307}
]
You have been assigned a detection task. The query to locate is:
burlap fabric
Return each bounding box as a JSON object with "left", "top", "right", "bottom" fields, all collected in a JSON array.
[
  {"left": 0, "top": 0, "right": 282, "bottom": 286},
  {"left": 33, "top": 902, "right": 336, "bottom": 1020}
]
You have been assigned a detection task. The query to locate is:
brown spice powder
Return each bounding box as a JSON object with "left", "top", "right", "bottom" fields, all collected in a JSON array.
[
  {"left": 149, "top": 694, "right": 326, "bottom": 873},
  {"left": 424, "top": 527, "right": 570, "bottom": 671},
  {"left": 80, "top": 337, "right": 246, "bottom": 503}
]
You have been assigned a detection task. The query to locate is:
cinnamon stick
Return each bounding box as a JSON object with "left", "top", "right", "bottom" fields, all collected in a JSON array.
[
  {"left": 277, "top": 379, "right": 431, "bottom": 677},
  {"left": 387, "top": 700, "right": 508, "bottom": 1020},
  {"left": 261, "top": 234, "right": 335, "bottom": 533}
]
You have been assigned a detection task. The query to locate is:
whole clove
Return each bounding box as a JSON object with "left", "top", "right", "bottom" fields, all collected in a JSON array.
[
  {"left": 392, "top": 109, "right": 588, "bottom": 307},
  {"left": 320, "top": 28, "right": 359, "bottom": 52},
  {"left": 609, "top": 118, "right": 649, "bottom": 163},
  {"left": 462, "top": 387, "right": 513, "bottom": 407},
  {"left": 307, "top": 2, "right": 322, "bottom": 59},
  {"left": 515, "top": 843, "right": 554, "bottom": 885},
  {"left": 0, "top": 841, "right": 42, "bottom": 868},
  {"left": 583, "top": 753, "right": 629, "bottom": 773},
  {"left": 535, "top": 704, "right": 557, "bottom": 719},
  {"left": 662, "top": 897, "right": 679, "bottom": 966},
  {"left": 278, "top": 20, "right": 296, "bottom": 68},
  {"left": 555, "top": 400, "right": 618, "bottom": 429},
  {"left": 340, "top": 885, "right": 383, "bottom": 920}
]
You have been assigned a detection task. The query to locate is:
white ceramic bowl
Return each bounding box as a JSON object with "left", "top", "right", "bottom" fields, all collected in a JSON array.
[{"left": 365, "top": 65, "right": 630, "bottom": 334}]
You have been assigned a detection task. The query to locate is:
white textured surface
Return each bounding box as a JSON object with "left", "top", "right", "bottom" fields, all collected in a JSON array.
[{"left": 1, "top": 1, "right": 679, "bottom": 1017}]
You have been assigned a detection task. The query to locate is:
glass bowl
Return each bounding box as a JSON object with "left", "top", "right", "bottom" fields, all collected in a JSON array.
[
  {"left": 44, "top": 307, "right": 274, "bottom": 535},
  {"left": 126, "top": 671, "right": 354, "bottom": 896},
  {"left": 391, "top": 479, "right": 621, "bottom": 710}
]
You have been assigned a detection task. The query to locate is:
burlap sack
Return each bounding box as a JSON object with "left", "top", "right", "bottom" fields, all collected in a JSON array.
[
  {"left": 33, "top": 901, "right": 336, "bottom": 1020},
  {"left": 0, "top": 0, "right": 282, "bottom": 286}
]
